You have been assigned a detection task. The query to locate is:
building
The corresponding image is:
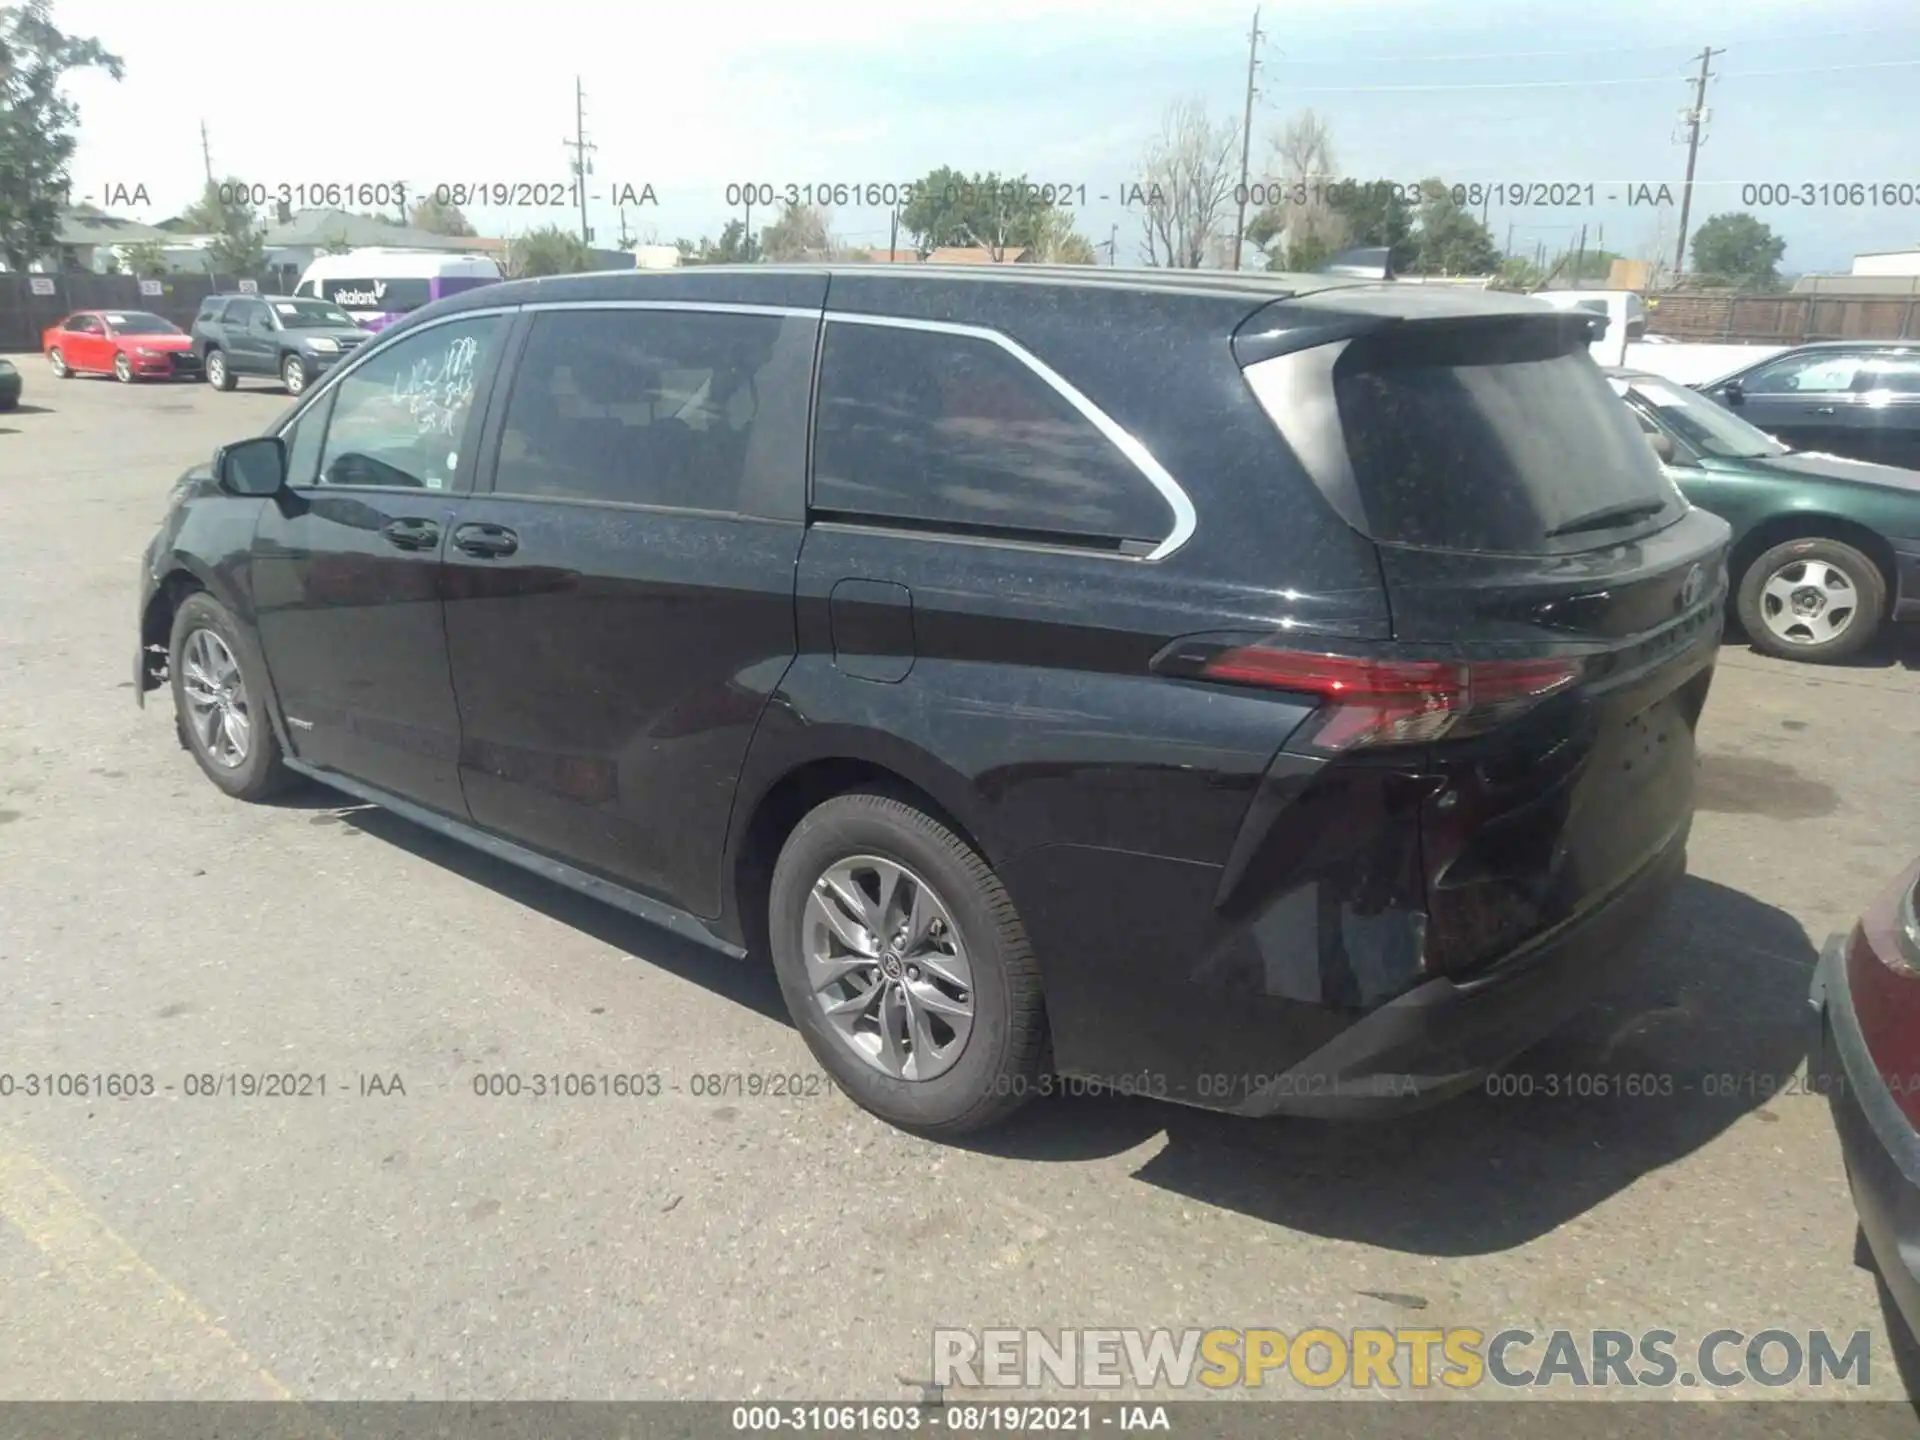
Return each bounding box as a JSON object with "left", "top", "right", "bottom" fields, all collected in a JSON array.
[
  {"left": 1850, "top": 248, "right": 1920, "bottom": 279},
  {"left": 5, "top": 205, "right": 183, "bottom": 273},
  {"left": 861, "top": 246, "right": 1030, "bottom": 264}
]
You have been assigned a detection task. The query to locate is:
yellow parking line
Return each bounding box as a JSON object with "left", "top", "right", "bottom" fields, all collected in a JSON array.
[{"left": 0, "top": 1142, "right": 324, "bottom": 1417}]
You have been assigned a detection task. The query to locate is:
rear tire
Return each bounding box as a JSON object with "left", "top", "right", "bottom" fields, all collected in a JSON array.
[
  {"left": 282, "top": 354, "right": 308, "bottom": 396},
  {"left": 1736, "top": 536, "right": 1884, "bottom": 663},
  {"left": 48, "top": 348, "right": 70, "bottom": 379},
  {"left": 167, "top": 592, "right": 293, "bottom": 801},
  {"left": 205, "top": 349, "right": 235, "bottom": 391},
  {"left": 767, "top": 791, "right": 1046, "bottom": 1136}
]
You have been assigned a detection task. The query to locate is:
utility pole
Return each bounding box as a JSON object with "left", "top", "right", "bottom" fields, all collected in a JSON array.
[
  {"left": 1230, "top": 7, "right": 1264, "bottom": 271},
  {"left": 199, "top": 121, "right": 214, "bottom": 188},
  {"left": 889, "top": 208, "right": 899, "bottom": 261},
  {"left": 1109, "top": 223, "right": 1119, "bottom": 267},
  {"left": 563, "top": 76, "right": 597, "bottom": 248},
  {"left": 617, "top": 207, "right": 633, "bottom": 249},
  {"left": 1505, "top": 221, "right": 1515, "bottom": 259},
  {"left": 1673, "top": 46, "right": 1722, "bottom": 279},
  {"left": 1573, "top": 223, "right": 1588, "bottom": 284}
]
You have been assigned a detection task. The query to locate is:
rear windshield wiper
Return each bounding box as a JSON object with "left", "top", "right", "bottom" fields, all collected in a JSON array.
[{"left": 1543, "top": 498, "right": 1669, "bottom": 539}]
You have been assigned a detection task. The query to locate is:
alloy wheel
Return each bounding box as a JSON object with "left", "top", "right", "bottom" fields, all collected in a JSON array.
[
  {"left": 1759, "top": 558, "right": 1859, "bottom": 647},
  {"left": 284, "top": 357, "right": 305, "bottom": 395},
  {"left": 179, "top": 628, "right": 252, "bottom": 769},
  {"left": 48, "top": 348, "right": 68, "bottom": 378},
  {"left": 803, "top": 855, "right": 975, "bottom": 1081}
]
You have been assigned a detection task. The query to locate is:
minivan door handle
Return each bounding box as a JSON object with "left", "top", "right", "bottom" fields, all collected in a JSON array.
[
  {"left": 451, "top": 523, "right": 518, "bottom": 558},
  {"left": 1812, "top": 405, "right": 1837, "bottom": 415},
  {"left": 380, "top": 517, "right": 440, "bottom": 551}
]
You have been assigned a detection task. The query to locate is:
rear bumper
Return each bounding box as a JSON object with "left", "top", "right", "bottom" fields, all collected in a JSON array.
[
  {"left": 1892, "top": 539, "right": 1920, "bottom": 623},
  {"left": 1811, "top": 929, "right": 1920, "bottom": 1339},
  {"left": 1233, "top": 824, "right": 1689, "bottom": 1117}
]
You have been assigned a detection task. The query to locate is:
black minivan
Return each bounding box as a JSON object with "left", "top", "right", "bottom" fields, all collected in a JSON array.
[{"left": 136, "top": 265, "right": 1730, "bottom": 1135}]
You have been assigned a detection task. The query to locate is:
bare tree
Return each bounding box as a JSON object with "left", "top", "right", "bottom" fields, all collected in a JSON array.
[
  {"left": 761, "top": 202, "right": 832, "bottom": 261},
  {"left": 1639, "top": 201, "right": 1677, "bottom": 289},
  {"left": 1137, "top": 99, "right": 1240, "bottom": 268},
  {"left": 1258, "top": 108, "right": 1347, "bottom": 269}
]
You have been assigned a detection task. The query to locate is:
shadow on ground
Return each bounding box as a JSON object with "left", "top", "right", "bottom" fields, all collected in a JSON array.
[
  {"left": 319, "top": 775, "right": 1811, "bottom": 1255},
  {"left": 974, "top": 873, "right": 1816, "bottom": 1256}
]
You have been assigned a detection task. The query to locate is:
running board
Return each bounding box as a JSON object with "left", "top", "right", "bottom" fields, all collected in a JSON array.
[{"left": 281, "top": 759, "right": 749, "bottom": 959}]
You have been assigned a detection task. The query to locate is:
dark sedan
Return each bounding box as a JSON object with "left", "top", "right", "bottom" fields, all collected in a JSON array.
[
  {"left": 1611, "top": 368, "right": 1920, "bottom": 662},
  {"left": 1696, "top": 341, "right": 1920, "bottom": 471},
  {"left": 0, "top": 356, "right": 19, "bottom": 408}
]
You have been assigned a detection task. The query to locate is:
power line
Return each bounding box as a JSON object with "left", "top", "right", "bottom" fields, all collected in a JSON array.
[
  {"left": 1279, "top": 56, "right": 1920, "bottom": 94},
  {"left": 1271, "top": 24, "right": 1920, "bottom": 66}
]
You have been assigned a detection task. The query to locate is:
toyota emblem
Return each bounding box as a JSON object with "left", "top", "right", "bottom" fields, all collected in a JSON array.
[{"left": 1679, "top": 562, "right": 1706, "bottom": 609}]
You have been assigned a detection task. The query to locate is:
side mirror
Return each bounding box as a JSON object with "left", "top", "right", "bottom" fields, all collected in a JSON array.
[
  {"left": 215, "top": 435, "right": 288, "bottom": 496},
  {"left": 1721, "top": 379, "right": 1745, "bottom": 406},
  {"left": 1645, "top": 429, "right": 1676, "bottom": 464}
]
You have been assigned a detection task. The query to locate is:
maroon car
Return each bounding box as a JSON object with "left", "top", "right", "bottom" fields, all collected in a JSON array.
[{"left": 1814, "top": 857, "right": 1920, "bottom": 1337}]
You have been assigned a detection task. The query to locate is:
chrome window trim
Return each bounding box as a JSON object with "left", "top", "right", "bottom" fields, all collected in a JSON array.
[
  {"left": 519, "top": 299, "right": 820, "bottom": 319},
  {"left": 819, "top": 310, "right": 1197, "bottom": 562}
]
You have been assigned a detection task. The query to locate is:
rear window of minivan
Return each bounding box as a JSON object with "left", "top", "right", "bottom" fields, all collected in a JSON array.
[{"left": 1332, "top": 319, "right": 1679, "bottom": 554}]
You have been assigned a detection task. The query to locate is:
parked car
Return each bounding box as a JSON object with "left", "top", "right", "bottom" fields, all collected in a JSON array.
[
  {"left": 190, "top": 294, "right": 371, "bottom": 397},
  {"left": 1611, "top": 368, "right": 1920, "bottom": 662},
  {"left": 42, "top": 310, "right": 201, "bottom": 383},
  {"left": 1811, "top": 857, "right": 1920, "bottom": 1350},
  {"left": 1696, "top": 341, "right": 1920, "bottom": 471},
  {"left": 0, "top": 356, "right": 19, "bottom": 408},
  {"left": 136, "top": 266, "right": 1730, "bottom": 1136}
]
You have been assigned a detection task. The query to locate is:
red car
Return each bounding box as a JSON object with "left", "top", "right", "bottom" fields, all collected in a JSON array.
[
  {"left": 43, "top": 309, "right": 203, "bottom": 383},
  {"left": 1813, "top": 857, "right": 1920, "bottom": 1344}
]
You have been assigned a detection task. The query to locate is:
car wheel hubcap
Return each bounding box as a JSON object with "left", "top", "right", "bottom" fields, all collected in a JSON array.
[
  {"left": 180, "top": 629, "right": 251, "bottom": 768},
  {"left": 285, "top": 363, "right": 303, "bottom": 393},
  {"left": 803, "top": 855, "right": 975, "bottom": 1082},
  {"left": 1760, "top": 559, "right": 1858, "bottom": 646},
  {"left": 116, "top": 357, "right": 129, "bottom": 378},
  {"left": 50, "top": 350, "right": 66, "bottom": 375},
  {"left": 209, "top": 355, "right": 224, "bottom": 383}
]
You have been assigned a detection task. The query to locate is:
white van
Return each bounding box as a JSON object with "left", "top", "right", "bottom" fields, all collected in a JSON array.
[
  {"left": 293, "top": 249, "right": 502, "bottom": 332},
  {"left": 1535, "top": 289, "right": 1649, "bottom": 367}
]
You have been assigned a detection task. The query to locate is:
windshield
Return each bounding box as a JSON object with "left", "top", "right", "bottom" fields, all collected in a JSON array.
[
  {"left": 103, "top": 312, "right": 181, "bottom": 336},
  {"left": 1628, "top": 376, "right": 1790, "bottom": 459},
  {"left": 272, "top": 300, "right": 357, "bottom": 329}
]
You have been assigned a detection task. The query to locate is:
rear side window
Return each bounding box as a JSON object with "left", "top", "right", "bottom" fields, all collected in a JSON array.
[
  {"left": 196, "top": 300, "right": 226, "bottom": 324},
  {"left": 493, "top": 307, "right": 812, "bottom": 514},
  {"left": 811, "top": 322, "right": 1174, "bottom": 547},
  {"left": 1330, "top": 320, "right": 1677, "bottom": 553}
]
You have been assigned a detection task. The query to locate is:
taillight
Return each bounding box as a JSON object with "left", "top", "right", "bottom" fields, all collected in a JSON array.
[{"left": 1157, "top": 642, "right": 1582, "bottom": 754}]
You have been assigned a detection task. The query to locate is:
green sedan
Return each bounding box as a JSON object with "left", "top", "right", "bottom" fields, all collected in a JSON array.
[{"left": 1610, "top": 367, "right": 1920, "bottom": 663}]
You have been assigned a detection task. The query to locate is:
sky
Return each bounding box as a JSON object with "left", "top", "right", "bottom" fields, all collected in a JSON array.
[{"left": 47, "top": 0, "right": 1920, "bottom": 275}]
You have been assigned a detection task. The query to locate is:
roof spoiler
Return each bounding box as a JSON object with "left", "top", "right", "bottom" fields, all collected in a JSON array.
[{"left": 1314, "top": 246, "right": 1395, "bottom": 281}]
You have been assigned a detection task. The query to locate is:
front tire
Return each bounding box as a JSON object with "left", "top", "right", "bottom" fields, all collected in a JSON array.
[
  {"left": 48, "top": 348, "right": 70, "bottom": 379},
  {"left": 168, "top": 592, "right": 293, "bottom": 801},
  {"left": 205, "top": 349, "right": 235, "bottom": 391},
  {"left": 114, "top": 353, "right": 135, "bottom": 383},
  {"left": 282, "top": 354, "right": 308, "bottom": 396},
  {"left": 767, "top": 791, "right": 1046, "bottom": 1135},
  {"left": 1736, "top": 536, "right": 1885, "bottom": 663}
]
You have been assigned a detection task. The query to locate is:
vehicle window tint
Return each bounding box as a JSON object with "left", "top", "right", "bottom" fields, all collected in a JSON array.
[
  {"left": 1330, "top": 318, "right": 1678, "bottom": 554},
  {"left": 68, "top": 315, "right": 100, "bottom": 334},
  {"left": 812, "top": 322, "right": 1172, "bottom": 545},
  {"left": 1744, "top": 352, "right": 1862, "bottom": 394},
  {"left": 1856, "top": 356, "right": 1920, "bottom": 395},
  {"left": 493, "top": 308, "right": 797, "bottom": 513},
  {"left": 195, "top": 300, "right": 224, "bottom": 323},
  {"left": 314, "top": 316, "right": 501, "bottom": 491},
  {"left": 282, "top": 391, "right": 333, "bottom": 488}
]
